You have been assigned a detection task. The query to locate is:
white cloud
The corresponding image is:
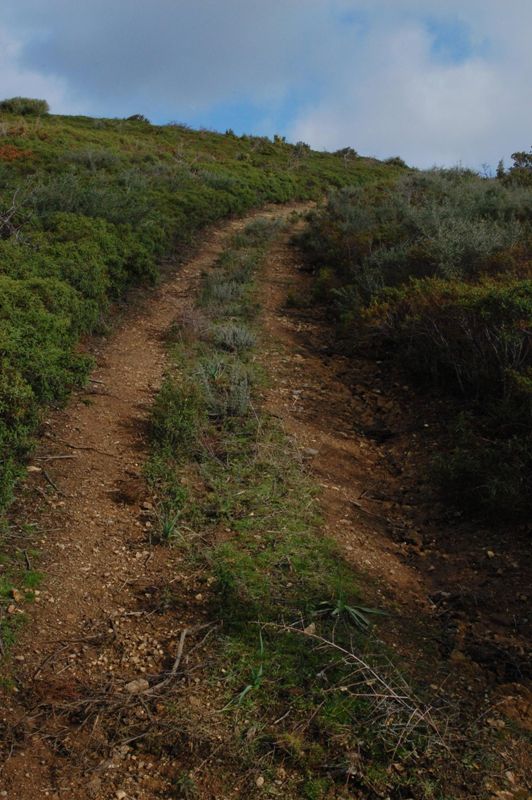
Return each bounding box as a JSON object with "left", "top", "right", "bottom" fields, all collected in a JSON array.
[
  {"left": 289, "top": 3, "right": 532, "bottom": 167},
  {"left": 0, "top": 26, "right": 78, "bottom": 114}
]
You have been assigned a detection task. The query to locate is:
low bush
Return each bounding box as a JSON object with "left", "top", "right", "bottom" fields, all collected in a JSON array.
[
  {"left": 150, "top": 376, "right": 202, "bottom": 454},
  {"left": 0, "top": 97, "right": 49, "bottom": 116},
  {"left": 200, "top": 275, "right": 243, "bottom": 307},
  {"left": 213, "top": 322, "right": 255, "bottom": 352},
  {"left": 301, "top": 167, "right": 532, "bottom": 517},
  {"left": 64, "top": 149, "right": 121, "bottom": 171},
  {"left": 365, "top": 278, "right": 531, "bottom": 416},
  {"left": 198, "top": 357, "right": 252, "bottom": 417},
  {"left": 434, "top": 417, "right": 532, "bottom": 518}
]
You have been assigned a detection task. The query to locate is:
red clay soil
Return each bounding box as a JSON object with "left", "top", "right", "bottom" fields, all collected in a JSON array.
[{"left": 0, "top": 208, "right": 529, "bottom": 800}]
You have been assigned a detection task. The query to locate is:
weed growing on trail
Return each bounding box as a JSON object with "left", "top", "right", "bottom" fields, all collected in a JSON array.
[
  {"left": 145, "top": 218, "right": 460, "bottom": 799},
  {"left": 212, "top": 321, "right": 256, "bottom": 352},
  {"left": 0, "top": 523, "right": 42, "bottom": 653},
  {"left": 170, "top": 772, "right": 198, "bottom": 799},
  {"left": 199, "top": 274, "right": 244, "bottom": 307},
  {"left": 150, "top": 376, "right": 202, "bottom": 453},
  {"left": 198, "top": 355, "right": 252, "bottom": 417}
]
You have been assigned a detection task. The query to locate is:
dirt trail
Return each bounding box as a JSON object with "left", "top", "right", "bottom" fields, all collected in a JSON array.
[
  {"left": 0, "top": 206, "right": 305, "bottom": 799},
  {"left": 261, "top": 229, "right": 531, "bottom": 669},
  {"left": 1, "top": 207, "right": 529, "bottom": 799},
  {"left": 258, "top": 237, "right": 427, "bottom": 611}
]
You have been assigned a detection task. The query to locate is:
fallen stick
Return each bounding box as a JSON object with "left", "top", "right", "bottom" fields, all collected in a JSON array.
[
  {"left": 142, "top": 628, "right": 189, "bottom": 695},
  {"left": 35, "top": 455, "right": 77, "bottom": 462},
  {"left": 43, "top": 470, "right": 68, "bottom": 498},
  {"left": 49, "top": 437, "right": 116, "bottom": 458},
  {"left": 35, "top": 487, "right": 53, "bottom": 506}
]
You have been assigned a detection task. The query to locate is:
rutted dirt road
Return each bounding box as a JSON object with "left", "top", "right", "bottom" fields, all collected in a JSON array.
[{"left": 0, "top": 206, "right": 529, "bottom": 799}]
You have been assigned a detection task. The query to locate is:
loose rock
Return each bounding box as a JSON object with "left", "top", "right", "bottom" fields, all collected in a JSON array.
[{"left": 125, "top": 678, "right": 149, "bottom": 694}]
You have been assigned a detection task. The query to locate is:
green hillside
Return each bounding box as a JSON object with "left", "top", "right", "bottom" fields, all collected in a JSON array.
[{"left": 0, "top": 103, "right": 401, "bottom": 511}]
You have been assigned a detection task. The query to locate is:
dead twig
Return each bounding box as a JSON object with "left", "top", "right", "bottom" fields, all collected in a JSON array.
[
  {"left": 43, "top": 470, "right": 69, "bottom": 498},
  {"left": 35, "top": 487, "right": 53, "bottom": 505},
  {"left": 35, "top": 455, "right": 77, "bottom": 461},
  {"left": 30, "top": 643, "right": 72, "bottom": 681},
  {"left": 263, "top": 621, "right": 451, "bottom": 754},
  {"left": 143, "top": 628, "right": 188, "bottom": 695},
  {"left": 185, "top": 621, "right": 220, "bottom": 658},
  {"left": 47, "top": 437, "right": 117, "bottom": 458}
]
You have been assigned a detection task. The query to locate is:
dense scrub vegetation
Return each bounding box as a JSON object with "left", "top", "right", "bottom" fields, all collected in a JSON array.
[
  {"left": 0, "top": 99, "right": 401, "bottom": 512},
  {"left": 300, "top": 159, "right": 531, "bottom": 518}
]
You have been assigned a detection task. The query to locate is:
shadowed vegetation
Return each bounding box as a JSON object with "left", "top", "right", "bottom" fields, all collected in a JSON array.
[{"left": 299, "top": 163, "right": 532, "bottom": 518}]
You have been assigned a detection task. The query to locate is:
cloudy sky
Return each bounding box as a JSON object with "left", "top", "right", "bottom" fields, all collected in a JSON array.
[{"left": 0, "top": 1, "right": 530, "bottom": 168}]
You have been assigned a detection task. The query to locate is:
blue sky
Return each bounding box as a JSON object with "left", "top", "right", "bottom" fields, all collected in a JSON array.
[{"left": 0, "top": 1, "right": 530, "bottom": 168}]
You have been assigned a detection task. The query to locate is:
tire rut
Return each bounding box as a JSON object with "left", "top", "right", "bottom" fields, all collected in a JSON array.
[{"left": 0, "top": 205, "right": 307, "bottom": 799}]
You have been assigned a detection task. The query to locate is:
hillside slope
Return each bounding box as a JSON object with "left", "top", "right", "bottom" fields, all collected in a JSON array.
[{"left": 0, "top": 107, "right": 401, "bottom": 511}]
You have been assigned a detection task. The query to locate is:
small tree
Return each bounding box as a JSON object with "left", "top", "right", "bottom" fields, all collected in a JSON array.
[
  {"left": 510, "top": 149, "right": 532, "bottom": 170},
  {"left": 507, "top": 148, "right": 532, "bottom": 186},
  {"left": 335, "top": 146, "right": 358, "bottom": 163},
  {"left": 293, "top": 141, "right": 310, "bottom": 158}
]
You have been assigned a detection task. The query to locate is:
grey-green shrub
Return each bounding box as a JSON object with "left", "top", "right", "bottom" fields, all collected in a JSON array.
[
  {"left": 213, "top": 322, "right": 255, "bottom": 352},
  {"left": 301, "top": 167, "right": 532, "bottom": 518},
  {"left": 198, "top": 358, "right": 251, "bottom": 418}
]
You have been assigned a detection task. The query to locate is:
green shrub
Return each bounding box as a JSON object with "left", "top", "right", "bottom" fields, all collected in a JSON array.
[
  {"left": 365, "top": 277, "right": 532, "bottom": 415},
  {"left": 384, "top": 156, "right": 408, "bottom": 168},
  {"left": 0, "top": 97, "right": 49, "bottom": 115},
  {"left": 0, "top": 277, "right": 89, "bottom": 402},
  {"left": 434, "top": 417, "right": 532, "bottom": 519},
  {"left": 301, "top": 168, "right": 532, "bottom": 517},
  {"left": 0, "top": 364, "right": 37, "bottom": 508},
  {"left": 126, "top": 114, "right": 150, "bottom": 124}
]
